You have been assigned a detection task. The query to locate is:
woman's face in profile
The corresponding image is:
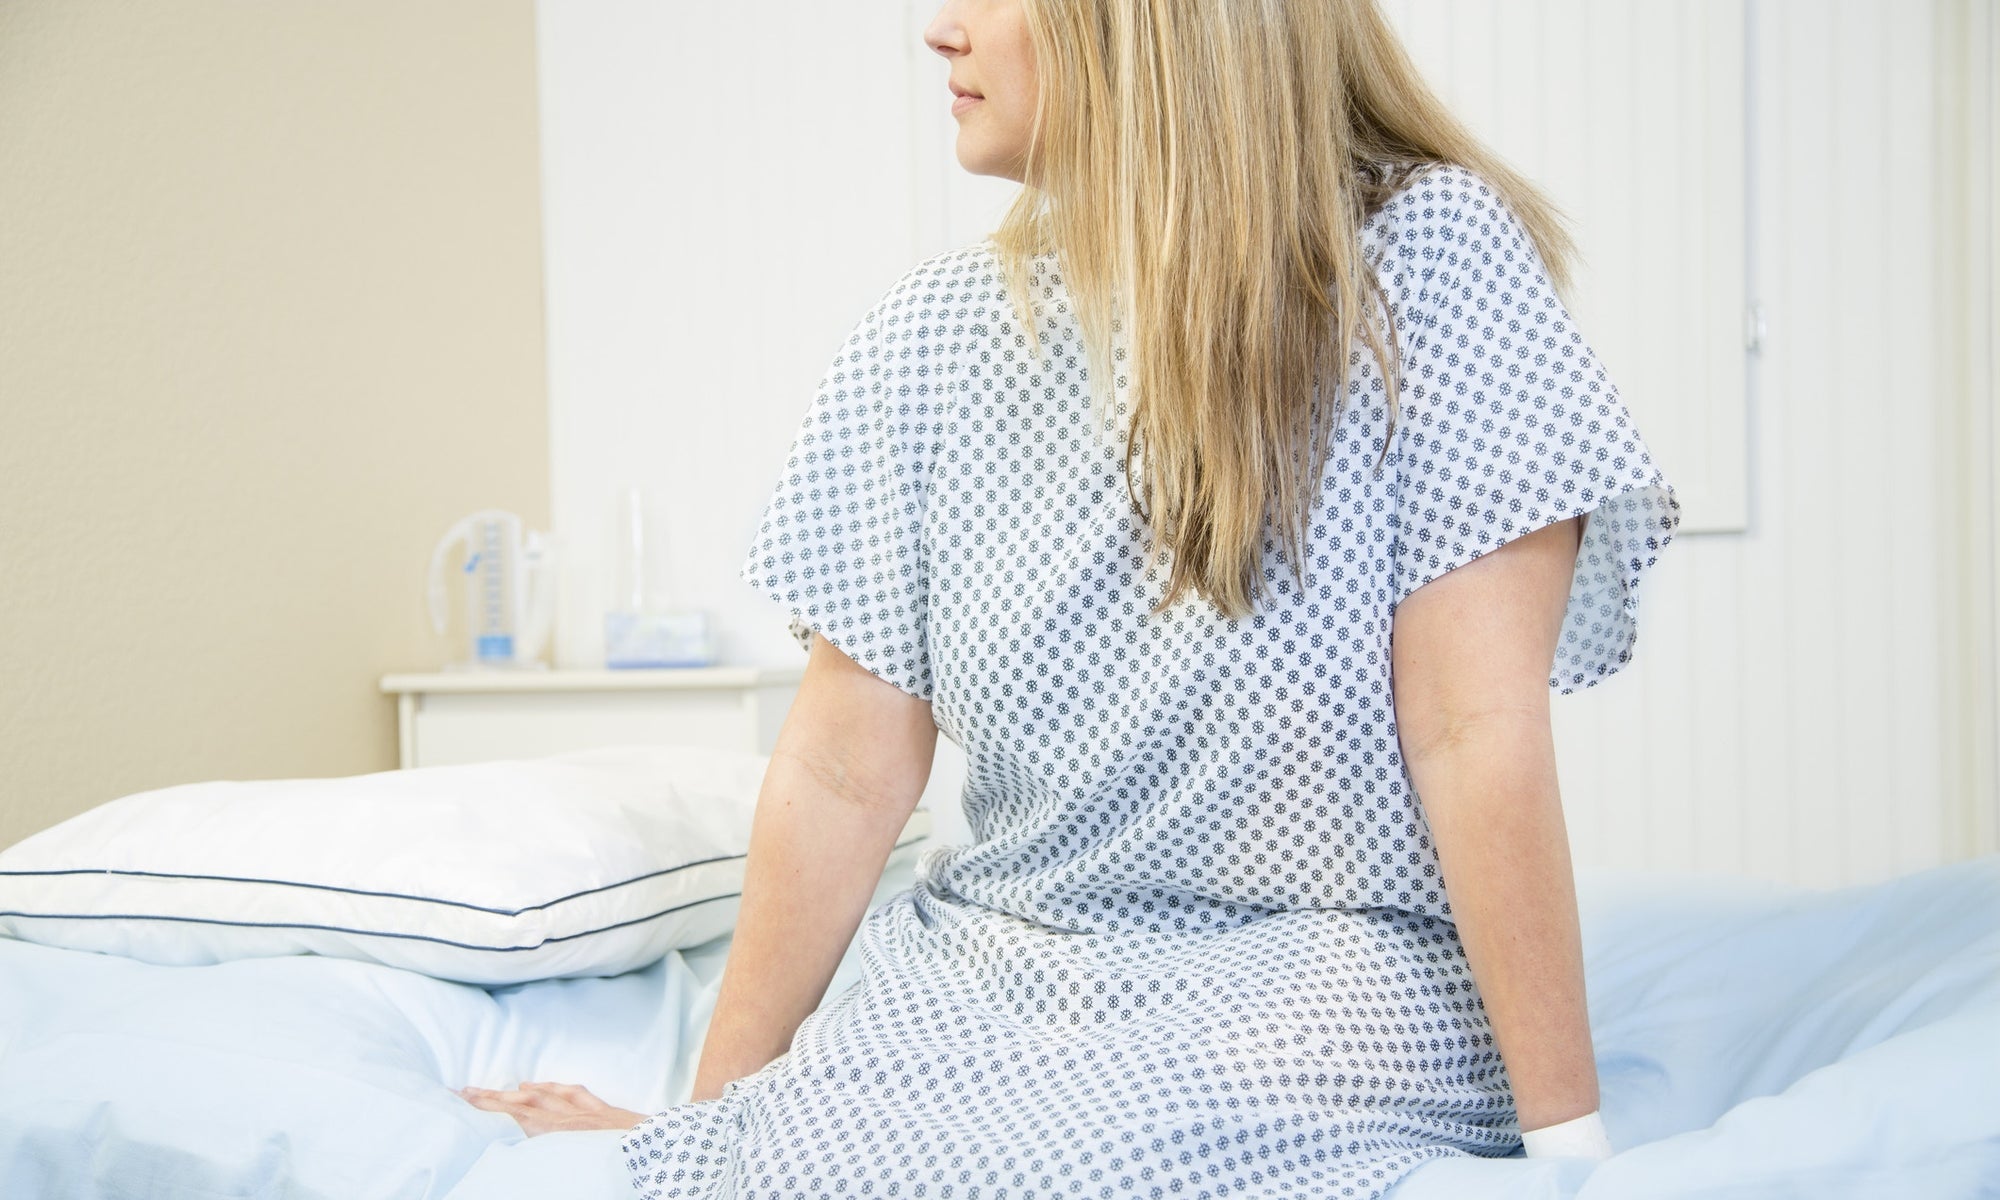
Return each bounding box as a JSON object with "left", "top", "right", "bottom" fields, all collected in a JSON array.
[{"left": 924, "top": 0, "right": 1039, "bottom": 183}]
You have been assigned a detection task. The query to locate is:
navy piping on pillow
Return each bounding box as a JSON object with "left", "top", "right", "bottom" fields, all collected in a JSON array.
[
  {"left": 0, "top": 891, "right": 743, "bottom": 954},
  {"left": 0, "top": 850, "right": 748, "bottom": 916}
]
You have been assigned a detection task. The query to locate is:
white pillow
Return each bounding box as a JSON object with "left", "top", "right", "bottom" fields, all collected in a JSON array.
[{"left": 0, "top": 744, "right": 931, "bottom": 985}]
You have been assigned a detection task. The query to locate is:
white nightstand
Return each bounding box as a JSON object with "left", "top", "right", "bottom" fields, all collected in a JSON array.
[{"left": 378, "top": 666, "right": 806, "bottom": 769}]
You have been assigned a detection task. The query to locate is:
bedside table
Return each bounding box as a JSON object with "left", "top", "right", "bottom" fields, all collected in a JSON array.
[{"left": 379, "top": 666, "right": 806, "bottom": 769}]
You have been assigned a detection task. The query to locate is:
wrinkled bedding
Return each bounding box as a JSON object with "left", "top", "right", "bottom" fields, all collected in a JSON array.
[{"left": 1, "top": 858, "right": 1995, "bottom": 1199}]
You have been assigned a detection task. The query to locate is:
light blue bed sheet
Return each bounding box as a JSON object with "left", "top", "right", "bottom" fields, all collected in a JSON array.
[{"left": 3, "top": 858, "right": 1996, "bottom": 1199}]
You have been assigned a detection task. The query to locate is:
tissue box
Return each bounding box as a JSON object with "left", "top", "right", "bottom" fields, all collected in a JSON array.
[{"left": 604, "top": 611, "right": 715, "bottom": 668}]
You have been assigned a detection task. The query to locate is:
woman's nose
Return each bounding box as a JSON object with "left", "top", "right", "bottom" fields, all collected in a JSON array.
[{"left": 924, "top": 5, "right": 967, "bottom": 58}]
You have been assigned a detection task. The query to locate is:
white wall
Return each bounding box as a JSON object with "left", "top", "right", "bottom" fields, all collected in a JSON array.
[
  {"left": 536, "top": 0, "right": 987, "bottom": 674},
  {"left": 535, "top": 0, "right": 1002, "bottom": 846},
  {"left": 534, "top": 0, "right": 1997, "bottom": 884},
  {"left": 1540, "top": 0, "right": 1994, "bottom": 886}
]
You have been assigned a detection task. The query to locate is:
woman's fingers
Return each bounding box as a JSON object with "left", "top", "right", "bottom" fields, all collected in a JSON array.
[
  {"left": 461, "top": 1082, "right": 573, "bottom": 1105},
  {"left": 536, "top": 1081, "right": 597, "bottom": 1104},
  {"left": 455, "top": 1081, "right": 649, "bottom": 1137}
]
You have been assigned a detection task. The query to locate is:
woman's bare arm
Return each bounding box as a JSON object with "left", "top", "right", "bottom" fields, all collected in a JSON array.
[
  {"left": 458, "top": 633, "right": 936, "bottom": 1134},
  {"left": 1388, "top": 515, "right": 1599, "bottom": 1133},
  {"left": 688, "top": 631, "right": 939, "bottom": 1102}
]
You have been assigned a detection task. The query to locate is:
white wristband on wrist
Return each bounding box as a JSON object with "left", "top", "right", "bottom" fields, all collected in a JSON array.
[{"left": 1521, "top": 1110, "right": 1614, "bottom": 1160}]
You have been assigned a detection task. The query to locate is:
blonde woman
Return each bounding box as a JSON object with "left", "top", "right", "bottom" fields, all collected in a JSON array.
[{"left": 463, "top": 1, "right": 1681, "bottom": 1195}]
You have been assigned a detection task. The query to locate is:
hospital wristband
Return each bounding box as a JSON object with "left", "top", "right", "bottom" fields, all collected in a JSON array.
[{"left": 1521, "top": 1110, "right": 1613, "bottom": 1160}]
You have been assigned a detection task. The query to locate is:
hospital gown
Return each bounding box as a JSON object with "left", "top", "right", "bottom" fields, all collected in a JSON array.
[{"left": 621, "top": 162, "right": 1682, "bottom": 1200}]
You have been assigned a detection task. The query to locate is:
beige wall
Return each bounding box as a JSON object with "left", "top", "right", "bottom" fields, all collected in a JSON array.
[{"left": 0, "top": 2, "right": 550, "bottom": 847}]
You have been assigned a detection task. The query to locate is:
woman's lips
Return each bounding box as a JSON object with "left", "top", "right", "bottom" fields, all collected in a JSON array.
[{"left": 952, "top": 94, "right": 983, "bottom": 115}]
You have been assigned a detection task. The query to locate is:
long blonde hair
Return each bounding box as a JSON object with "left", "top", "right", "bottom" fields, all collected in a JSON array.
[{"left": 992, "top": 0, "right": 1582, "bottom": 619}]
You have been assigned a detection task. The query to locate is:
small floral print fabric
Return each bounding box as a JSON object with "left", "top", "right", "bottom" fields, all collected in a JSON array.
[{"left": 623, "top": 163, "right": 1681, "bottom": 1199}]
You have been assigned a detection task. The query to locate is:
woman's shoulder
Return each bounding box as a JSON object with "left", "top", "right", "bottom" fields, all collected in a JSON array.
[
  {"left": 881, "top": 238, "right": 1004, "bottom": 302},
  {"left": 1360, "top": 161, "right": 1521, "bottom": 267},
  {"left": 1366, "top": 161, "right": 1505, "bottom": 226},
  {"left": 845, "top": 240, "right": 1011, "bottom": 348}
]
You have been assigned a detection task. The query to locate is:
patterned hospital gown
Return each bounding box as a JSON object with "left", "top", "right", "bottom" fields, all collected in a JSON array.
[{"left": 622, "top": 163, "right": 1682, "bottom": 1199}]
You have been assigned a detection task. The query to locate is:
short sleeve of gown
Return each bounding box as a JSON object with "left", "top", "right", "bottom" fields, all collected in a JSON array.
[
  {"left": 1387, "top": 166, "right": 1683, "bottom": 694},
  {"left": 739, "top": 291, "right": 939, "bottom": 702}
]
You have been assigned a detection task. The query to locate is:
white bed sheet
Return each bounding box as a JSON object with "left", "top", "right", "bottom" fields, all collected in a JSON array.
[
  {"left": 0, "top": 927, "right": 724, "bottom": 1198},
  {"left": 0, "top": 867, "right": 885, "bottom": 1200},
  {"left": 2, "top": 857, "right": 1995, "bottom": 1199}
]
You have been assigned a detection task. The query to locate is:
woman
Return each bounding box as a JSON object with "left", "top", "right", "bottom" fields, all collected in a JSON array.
[{"left": 462, "top": 1, "right": 1681, "bottom": 1195}]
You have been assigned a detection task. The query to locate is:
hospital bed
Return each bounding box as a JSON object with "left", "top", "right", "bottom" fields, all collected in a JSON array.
[{"left": 0, "top": 747, "right": 1994, "bottom": 1199}]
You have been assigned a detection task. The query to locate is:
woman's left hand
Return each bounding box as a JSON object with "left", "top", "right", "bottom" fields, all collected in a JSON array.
[{"left": 456, "top": 1081, "right": 648, "bottom": 1136}]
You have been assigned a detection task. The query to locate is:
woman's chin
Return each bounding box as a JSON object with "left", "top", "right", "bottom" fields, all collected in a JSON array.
[{"left": 954, "top": 144, "right": 1025, "bottom": 184}]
